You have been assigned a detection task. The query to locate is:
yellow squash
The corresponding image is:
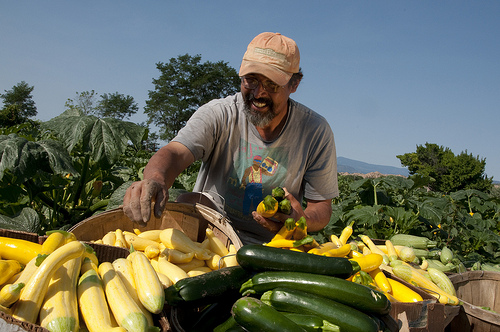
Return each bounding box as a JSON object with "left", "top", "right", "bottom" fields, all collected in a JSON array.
[
  {"left": 369, "top": 267, "right": 392, "bottom": 293},
  {"left": 0, "top": 260, "right": 22, "bottom": 286},
  {"left": 339, "top": 220, "right": 355, "bottom": 245},
  {"left": 157, "top": 254, "right": 189, "bottom": 283},
  {"left": 112, "top": 258, "right": 154, "bottom": 326},
  {"left": 98, "top": 262, "right": 151, "bottom": 332},
  {"left": 78, "top": 268, "right": 126, "bottom": 332},
  {"left": 270, "top": 218, "right": 297, "bottom": 241},
  {"left": 392, "top": 264, "right": 459, "bottom": 305},
  {"left": 160, "top": 228, "right": 211, "bottom": 260},
  {"left": 0, "top": 282, "right": 24, "bottom": 307},
  {"left": 205, "top": 228, "right": 229, "bottom": 257},
  {"left": 0, "top": 237, "right": 42, "bottom": 265},
  {"left": 256, "top": 195, "right": 278, "bottom": 218},
  {"left": 39, "top": 257, "right": 82, "bottom": 332},
  {"left": 11, "top": 241, "right": 85, "bottom": 323},
  {"left": 386, "top": 278, "right": 423, "bottom": 303},
  {"left": 349, "top": 253, "right": 384, "bottom": 273},
  {"left": 128, "top": 251, "right": 165, "bottom": 314}
]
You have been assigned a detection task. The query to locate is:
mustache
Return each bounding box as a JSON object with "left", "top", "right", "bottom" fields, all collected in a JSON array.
[{"left": 245, "top": 93, "right": 272, "bottom": 107}]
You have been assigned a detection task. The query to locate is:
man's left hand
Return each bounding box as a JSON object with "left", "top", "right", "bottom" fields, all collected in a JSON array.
[{"left": 252, "top": 188, "right": 306, "bottom": 233}]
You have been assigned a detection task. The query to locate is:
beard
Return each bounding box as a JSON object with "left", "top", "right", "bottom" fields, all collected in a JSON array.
[{"left": 242, "top": 93, "right": 276, "bottom": 127}]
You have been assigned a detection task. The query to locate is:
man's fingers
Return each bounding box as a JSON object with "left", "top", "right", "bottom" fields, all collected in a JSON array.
[
  {"left": 123, "top": 182, "right": 146, "bottom": 223},
  {"left": 252, "top": 212, "right": 282, "bottom": 233},
  {"left": 139, "top": 180, "right": 160, "bottom": 223},
  {"left": 281, "top": 187, "right": 304, "bottom": 221},
  {"left": 153, "top": 189, "right": 168, "bottom": 219},
  {"left": 123, "top": 179, "right": 168, "bottom": 226}
]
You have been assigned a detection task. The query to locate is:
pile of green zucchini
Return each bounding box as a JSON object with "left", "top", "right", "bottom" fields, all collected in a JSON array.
[
  {"left": 390, "top": 234, "right": 467, "bottom": 273},
  {"left": 164, "top": 244, "right": 396, "bottom": 332}
]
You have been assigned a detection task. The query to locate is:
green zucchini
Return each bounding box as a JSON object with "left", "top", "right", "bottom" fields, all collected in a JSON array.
[
  {"left": 440, "top": 246, "right": 454, "bottom": 264},
  {"left": 452, "top": 258, "right": 467, "bottom": 273},
  {"left": 213, "top": 316, "right": 239, "bottom": 332},
  {"left": 282, "top": 312, "right": 340, "bottom": 332},
  {"left": 231, "top": 296, "right": 307, "bottom": 332},
  {"left": 272, "top": 187, "right": 286, "bottom": 201},
  {"left": 261, "top": 287, "right": 379, "bottom": 332},
  {"left": 188, "top": 294, "right": 239, "bottom": 332},
  {"left": 412, "top": 248, "right": 440, "bottom": 260},
  {"left": 225, "top": 327, "right": 248, "bottom": 332},
  {"left": 240, "top": 271, "right": 390, "bottom": 315},
  {"left": 390, "top": 234, "right": 437, "bottom": 249},
  {"left": 426, "top": 259, "right": 455, "bottom": 272},
  {"left": 479, "top": 263, "right": 500, "bottom": 272},
  {"left": 236, "top": 244, "right": 357, "bottom": 278},
  {"left": 164, "top": 266, "right": 251, "bottom": 307},
  {"left": 471, "top": 261, "right": 481, "bottom": 271}
]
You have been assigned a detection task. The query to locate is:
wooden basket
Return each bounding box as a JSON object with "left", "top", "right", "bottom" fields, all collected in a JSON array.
[
  {"left": 387, "top": 273, "right": 461, "bottom": 332},
  {"left": 68, "top": 202, "right": 243, "bottom": 250},
  {"left": 69, "top": 203, "right": 243, "bottom": 332},
  {"left": 447, "top": 271, "right": 500, "bottom": 332},
  {"left": 0, "top": 229, "right": 170, "bottom": 332}
]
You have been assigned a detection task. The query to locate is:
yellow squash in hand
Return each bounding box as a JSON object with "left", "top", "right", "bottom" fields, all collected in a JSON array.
[{"left": 256, "top": 195, "right": 278, "bottom": 218}]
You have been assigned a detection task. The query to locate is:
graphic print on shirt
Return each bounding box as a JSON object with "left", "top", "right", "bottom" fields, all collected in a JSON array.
[
  {"left": 225, "top": 139, "right": 289, "bottom": 218},
  {"left": 240, "top": 155, "right": 273, "bottom": 215}
]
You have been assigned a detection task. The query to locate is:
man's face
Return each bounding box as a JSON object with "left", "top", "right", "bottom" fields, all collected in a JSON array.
[{"left": 241, "top": 73, "right": 295, "bottom": 128}]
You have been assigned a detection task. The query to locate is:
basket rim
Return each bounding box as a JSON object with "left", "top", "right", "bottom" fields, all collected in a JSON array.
[{"left": 68, "top": 202, "right": 243, "bottom": 249}]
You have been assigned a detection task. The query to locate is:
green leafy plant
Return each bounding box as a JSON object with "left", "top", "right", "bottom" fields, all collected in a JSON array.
[
  {"left": 0, "top": 109, "right": 150, "bottom": 233},
  {"left": 316, "top": 174, "right": 500, "bottom": 266}
]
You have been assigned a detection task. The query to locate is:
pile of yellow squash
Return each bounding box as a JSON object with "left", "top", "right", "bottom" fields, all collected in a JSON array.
[{"left": 263, "top": 219, "right": 459, "bottom": 306}]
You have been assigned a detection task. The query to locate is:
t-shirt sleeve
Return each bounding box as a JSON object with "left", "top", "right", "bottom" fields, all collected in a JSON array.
[
  {"left": 302, "top": 116, "right": 339, "bottom": 201},
  {"left": 172, "top": 102, "right": 224, "bottom": 162}
]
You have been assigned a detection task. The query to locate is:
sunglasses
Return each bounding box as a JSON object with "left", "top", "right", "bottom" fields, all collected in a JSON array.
[{"left": 241, "top": 76, "right": 283, "bottom": 93}]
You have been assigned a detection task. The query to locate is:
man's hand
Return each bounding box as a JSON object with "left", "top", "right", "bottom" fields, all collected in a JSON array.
[
  {"left": 122, "top": 179, "right": 169, "bottom": 226},
  {"left": 252, "top": 187, "right": 332, "bottom": 234},
  {"left": 251, "top": 211, "right": 282, "bottom": 233}
]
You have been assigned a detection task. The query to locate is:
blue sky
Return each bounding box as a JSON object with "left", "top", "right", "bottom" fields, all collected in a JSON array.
[{"left": 1, "top": 1, "right": 499, "bottom": 180}]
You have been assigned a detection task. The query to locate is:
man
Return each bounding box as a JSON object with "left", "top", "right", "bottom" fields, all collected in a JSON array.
[{"left": 123, "top": 32, "right": 338, "bottom": 244}]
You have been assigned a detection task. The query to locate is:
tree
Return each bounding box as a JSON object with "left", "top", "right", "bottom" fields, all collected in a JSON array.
[
  {"left": 0, "top": 81, "right": 37, "bottom": 127},
  {"left": 144, "top": 54, "right": 240, "bottom": 141},
  {"left": 397, "top": 143, "right": 493, "bottom": 193},
  {"left": 65, "top": 91, "right": 138, "bottom": 120},
  {"left": 65, "top": 90, "right": 98, "bottom": 115},
  {"left": 96, "top": 92, "right": 139, "bottom": 120}
]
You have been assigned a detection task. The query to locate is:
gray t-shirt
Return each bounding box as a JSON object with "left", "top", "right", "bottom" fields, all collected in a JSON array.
[{"left": 173, "top": 92, "right": 338, "bottom": 244}]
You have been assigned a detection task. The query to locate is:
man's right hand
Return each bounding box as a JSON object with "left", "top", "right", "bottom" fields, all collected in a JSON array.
[{"left": 122, "top": 179, "right": 169, "bottom": 226}]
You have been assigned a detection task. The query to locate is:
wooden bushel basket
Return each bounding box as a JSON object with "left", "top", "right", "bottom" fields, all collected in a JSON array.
[
  {"left": 69, "top": 202, "right": 243, "bottom": 332},
  {"left": 0, "top": 229, "right": 171, "bottom": 332},
  {"left": 447, "top": 271, "right": 500, "bottom": 332}
]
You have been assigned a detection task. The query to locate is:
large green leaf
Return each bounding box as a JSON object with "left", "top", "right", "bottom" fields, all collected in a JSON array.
[
  {"left": 106, "top": 181, "right": 133, "bottom": 210},
  {"left": 42, "top": 109, "right": 147, "bottom": 166},
  {"left": 0, "top": 207, "right": 40, "bottom": 233},
  {"left": 0, "top": 134, "right": 76, "bottom": 184}
]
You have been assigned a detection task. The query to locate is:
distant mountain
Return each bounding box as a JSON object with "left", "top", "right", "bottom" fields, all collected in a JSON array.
[{"left": 337, "top": 156, "right": 409, "bottom": 177}]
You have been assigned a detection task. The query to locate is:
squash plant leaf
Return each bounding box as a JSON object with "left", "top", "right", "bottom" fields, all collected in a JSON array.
[
  {"left": 42, "top": 109, "right": 147, "bottom": 167},
  {"left": 0, "top": 134, "right": 76, "bottom": 185},
  {"left": 106, "top": 181, "right": 133, "bottom": 210},
  {"left": 0, "top": 207, "right": 40, "bottom": 233},
  {"left": 345, "top": 205, "right": 381, "bottom": 228}
]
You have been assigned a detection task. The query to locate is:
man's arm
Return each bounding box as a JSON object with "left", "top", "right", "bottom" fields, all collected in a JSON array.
[
  {"left": 302, "top": 198, "right": 332, "bottom": 232},
  {"left": 122, "top": 142, "right": 195, "bottom": 225}
]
